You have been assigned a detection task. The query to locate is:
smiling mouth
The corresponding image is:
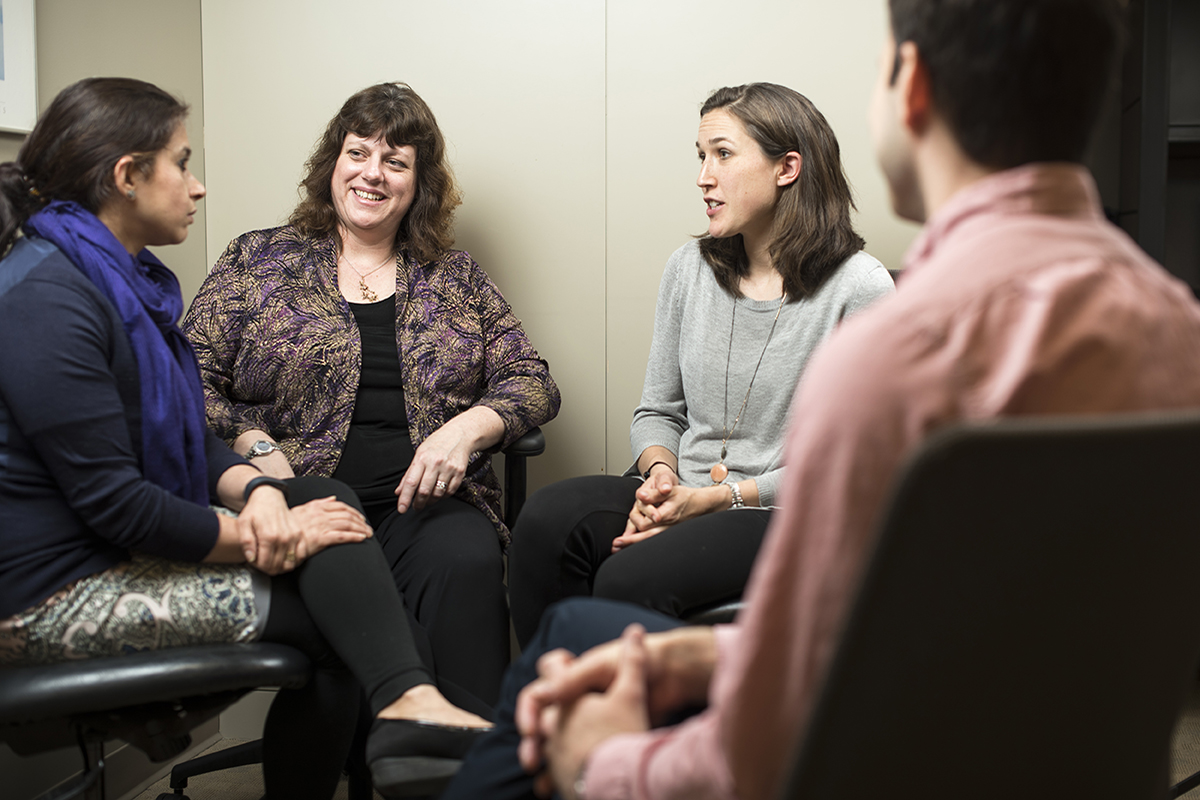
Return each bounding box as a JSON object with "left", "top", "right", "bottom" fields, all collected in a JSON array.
[
  {"left": 706, "top": 200, "right": 723, "bottom": 209},
  {"left": 353, "top": 188, "right": 385, "bottom": 201}
]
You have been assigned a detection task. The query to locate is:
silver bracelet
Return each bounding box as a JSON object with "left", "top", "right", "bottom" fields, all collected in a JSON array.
[{"left": 728, "top": 481, "right": 745, "bottom": 509}]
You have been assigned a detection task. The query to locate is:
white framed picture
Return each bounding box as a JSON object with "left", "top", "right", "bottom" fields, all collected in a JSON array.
[{"left": 0, "top": 0, "right": 36, "bottom": 134}]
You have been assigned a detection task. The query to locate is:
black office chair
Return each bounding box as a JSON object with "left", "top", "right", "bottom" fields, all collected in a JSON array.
[
  {"left": 0, "top": 643, "right": 310, "bottom": 800},
  {"left": 776, "top": 411, "right": 1200, "bottom": 800},
  {"left": 160, "top": 426, "right": 546, "bottom": 800}
]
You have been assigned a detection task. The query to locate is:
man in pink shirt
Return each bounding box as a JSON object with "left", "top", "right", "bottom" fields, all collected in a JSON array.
[{"left": 441, "top": 1, "right": 1200, "bottom": 798}]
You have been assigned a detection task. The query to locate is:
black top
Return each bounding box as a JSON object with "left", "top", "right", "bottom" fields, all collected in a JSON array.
[{"left": 332, "top": 297, "right": 415, "bottom": 504}]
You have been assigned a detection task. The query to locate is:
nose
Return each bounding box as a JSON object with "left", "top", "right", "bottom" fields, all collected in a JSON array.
[
  {"left": 362, "top": 155, "right": 383, "bottom": 182},
  {"left": 190, "top": 174, "right": 206, "bottom": 200},
  {"left": 697, "top": 159, "right": 714, "bottom": 189}
]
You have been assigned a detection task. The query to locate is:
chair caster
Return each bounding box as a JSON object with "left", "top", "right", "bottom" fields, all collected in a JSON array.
[{"left": 156, "top": 793, "right": 189, "bottom": 800}]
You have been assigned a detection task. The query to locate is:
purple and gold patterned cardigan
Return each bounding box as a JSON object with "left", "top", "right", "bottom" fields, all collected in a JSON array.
[{"left": 182, "top": 226, "right": 560, "bottom": 546}]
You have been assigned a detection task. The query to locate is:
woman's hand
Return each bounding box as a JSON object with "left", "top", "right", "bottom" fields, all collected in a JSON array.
[
  {"left": 290, "top": 496, "right": 373, "bottom": 557},
  {"left": 612, "top": 480, "right": 732, "bottom": 552},
  {"left": 395, "top": 406, "right": 505, "bottom": 513},
  {"left": 237, "top": 491, "right": 371, "bottom": 575},
  {"left": 237, "top": 485, "right": 305, "bottom": 575}
]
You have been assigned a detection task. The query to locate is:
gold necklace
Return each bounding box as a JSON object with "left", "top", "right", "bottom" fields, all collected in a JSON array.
[
  {"left": 711, "top": 292, "right": 787, "bottom": 484},
  {"left": 341, "top": 251, "right": 397, "bottom": 302}
]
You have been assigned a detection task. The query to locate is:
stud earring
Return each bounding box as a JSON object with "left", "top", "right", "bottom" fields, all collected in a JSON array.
[{"left": 126, "top": 189, "right": 136, "bottom": 200}]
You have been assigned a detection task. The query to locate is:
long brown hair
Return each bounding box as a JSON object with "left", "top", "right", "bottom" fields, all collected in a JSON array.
[
  {"left": 698, "top": 83, "right": 864, "bottom": 300},
  {"left": 0, "top": 77, "right": 188, "bottom": 257},
  {"left": 290, "top": 82, "right": 462, "bottom": 264}
]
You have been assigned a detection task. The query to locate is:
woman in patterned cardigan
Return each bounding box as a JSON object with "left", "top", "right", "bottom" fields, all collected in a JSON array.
[{"left": 184, "top": 83, "right": 560, "bottom": 720}]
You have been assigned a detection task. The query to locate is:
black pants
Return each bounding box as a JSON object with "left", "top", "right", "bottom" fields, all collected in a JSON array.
[
  {"left": 507, "top": 475, "right": 771, "bottom": 647},
  {"left": 364, "top": 495, "right": 509, "bottom": 712},
  {"left": 257, "top": 476, "right": 431, "bottom": 800},
  {"left": 440, "top": 598, "right": 691, "bottom": 800}
]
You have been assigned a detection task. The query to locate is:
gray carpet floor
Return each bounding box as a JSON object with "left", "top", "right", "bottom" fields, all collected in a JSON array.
[{"left": 129, "top": 683, "right": 1200, "bottom": 800}]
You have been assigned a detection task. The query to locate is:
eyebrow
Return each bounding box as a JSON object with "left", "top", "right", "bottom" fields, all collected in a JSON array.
[
  {"left": 180, "top": 147, "right": 192, "bottom": 159},
  {"left": 696, "top": 136, "right": 735, "bottom": 148}
]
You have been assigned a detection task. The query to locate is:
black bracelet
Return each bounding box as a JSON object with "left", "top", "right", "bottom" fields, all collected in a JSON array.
[
  {"left": 243, "top": 475, "right": 289, "bottom": 504},
  {"left": 642, "top": 460, "right": 677, "bottom": 479}
]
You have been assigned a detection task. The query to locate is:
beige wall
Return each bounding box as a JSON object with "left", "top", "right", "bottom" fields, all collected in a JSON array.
[
  {"left": 2, "top": 0, "right": 920, "bottom": 490},
  {"left": 0, "top": 0, "right": 209, "bottom": 302},
  {"left": 200, "top": 0, "right": 920, "bottom": 486}
]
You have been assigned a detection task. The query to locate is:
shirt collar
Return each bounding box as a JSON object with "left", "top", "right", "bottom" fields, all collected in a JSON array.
[{"left": 903, "top": 163, "right": 1105, "bottom": 275}]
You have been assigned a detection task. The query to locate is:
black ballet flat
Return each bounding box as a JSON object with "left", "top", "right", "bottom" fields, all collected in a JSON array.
[{"left": 366, "top": 718, "right": 489, "bottom": 797}]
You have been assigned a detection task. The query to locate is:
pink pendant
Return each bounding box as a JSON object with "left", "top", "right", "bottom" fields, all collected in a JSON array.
[{"left": 710, "top": 462, "right": 729, "bottom": 483}]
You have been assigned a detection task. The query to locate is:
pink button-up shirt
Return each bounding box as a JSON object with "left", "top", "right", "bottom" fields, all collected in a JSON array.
[{"left": 585, "top": 163, "right": 1200, "bottom": 800}]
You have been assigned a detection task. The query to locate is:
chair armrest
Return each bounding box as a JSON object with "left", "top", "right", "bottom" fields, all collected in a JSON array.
[
  {"left": 501, "top": 427, "right": 545, "bottom": 527},
  {"left": 503, "top": 426, "right": 545, "bottom": 458}
]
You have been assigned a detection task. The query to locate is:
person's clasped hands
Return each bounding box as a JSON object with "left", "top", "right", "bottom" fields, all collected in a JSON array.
[
  {"left": 614, "top": 466, "right": 729, "bottom": 552},
  {"left": 515, "top": 623, "right": 719, "bottom": 799}
]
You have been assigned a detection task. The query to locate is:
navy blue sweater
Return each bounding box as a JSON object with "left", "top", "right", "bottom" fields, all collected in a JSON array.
[{"left": 0, "top": 237, "right": 244, "bottom": 618}]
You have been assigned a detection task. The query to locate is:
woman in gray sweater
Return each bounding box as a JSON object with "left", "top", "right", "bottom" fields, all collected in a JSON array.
[{"left": 507, "top": 83, "right": 894, "bottom": 645}]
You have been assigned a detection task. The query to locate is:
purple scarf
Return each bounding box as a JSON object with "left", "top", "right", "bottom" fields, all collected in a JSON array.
[{"left": 24, "top": 201, "right": 209, "bottom": 505}]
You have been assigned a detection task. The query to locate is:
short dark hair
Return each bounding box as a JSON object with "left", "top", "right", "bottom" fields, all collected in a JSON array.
[
  {"left": 888, "top": 0, "right": 1125, "bottom": 169},
  {"left": 697, "top": 83, "right": 865, "bottom": 300},
  {"left": 0, "top": 77, "right": 188, "bottom": 256},
  {"left": 290, "top": 82, "right": 462, "bottom": 264}
]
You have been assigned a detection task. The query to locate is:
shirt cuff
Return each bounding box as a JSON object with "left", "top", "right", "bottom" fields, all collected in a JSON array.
[{"left": 583, "top": 731, "right": 660, "bottom": 800}]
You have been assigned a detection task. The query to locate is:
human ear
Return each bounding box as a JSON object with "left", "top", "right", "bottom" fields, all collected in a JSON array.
[
  {"left": 896, "top": 40, "right": 933, "bottom": 134},
  {"left": 777, "top": 152, "right": 802, "bottom": 187},
  {"left": 110, "top": 154, "right": 138, "bottom": 200}
]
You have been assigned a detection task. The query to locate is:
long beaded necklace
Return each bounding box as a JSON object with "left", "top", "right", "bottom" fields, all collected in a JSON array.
[
  {"left": 341, "top": 251, "right": 398, "bottom": 302},
  {"left": 710, "top": 292, "right": 787, "bottom": 484}
]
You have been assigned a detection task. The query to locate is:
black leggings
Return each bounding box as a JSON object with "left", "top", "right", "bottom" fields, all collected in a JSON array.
[
  {"left": 364, "top": 495, "right": 508, "bottom": 712},
  {"left": 507, "top": 474, "right": 771, "bottom": 647},
  {"left": 256, "top": 476, "right": 431, "bottom": 800}
]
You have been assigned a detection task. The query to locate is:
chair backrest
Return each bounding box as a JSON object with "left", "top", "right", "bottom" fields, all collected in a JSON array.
[{"left": 779, "top": 411, "right": 1200, "bottom": 800}]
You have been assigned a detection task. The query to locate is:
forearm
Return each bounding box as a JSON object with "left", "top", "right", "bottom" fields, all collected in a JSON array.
[
  {"left": 650, "top": 626, "right": 718, "bottom": 708},
  {"left": 203, "top": 512, "right": 248, "bottom": 563},
  {"left": 448, "top": 405, "right": 506, "bottom": 452},
  {"left": 232, "top": 429, "right": 274, "bottom": 457},
  {"left": 214, "top": 463, "right": 267, "bottom": 513},
  {"left": 637, "top": 446, "right": 679, "bottom": 478}
]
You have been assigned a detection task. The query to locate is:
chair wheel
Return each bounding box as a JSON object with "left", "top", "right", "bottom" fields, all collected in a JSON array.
[{"left": 156, "top": 793, "right": 188, "bottom": 800}]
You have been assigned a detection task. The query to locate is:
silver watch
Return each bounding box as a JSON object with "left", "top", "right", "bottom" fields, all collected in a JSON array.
[{"left": 244, "top": 440, "right": 282, "bottom": 459}]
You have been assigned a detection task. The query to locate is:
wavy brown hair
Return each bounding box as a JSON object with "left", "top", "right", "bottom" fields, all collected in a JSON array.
[
  {"left": 290, "top": 82, "right": 462, "bottom": 264},
  {"left": 698, "top": 83, "right": 864, "bottom": 300},
  {"left": 0, "top": 77, "right": 187, "bottom": 257}
]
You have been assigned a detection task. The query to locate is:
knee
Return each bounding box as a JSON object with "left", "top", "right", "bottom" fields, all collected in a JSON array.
[
  {"left": 287, "top": 475, "right": 364, "bottom": 513},
  {"left": 592, "top": 560, "right": 641, "bottom": 604},
  {"left": 509, "top": 477, "right": 628, "bottom": 572},
  {"left": 593, "top": 556, "right": 675, "bottom": 615}
]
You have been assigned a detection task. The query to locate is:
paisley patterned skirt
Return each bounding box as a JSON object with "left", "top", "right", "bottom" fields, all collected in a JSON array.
[{"left": 0, "top": 553, "right": 270, "bottom": 666}]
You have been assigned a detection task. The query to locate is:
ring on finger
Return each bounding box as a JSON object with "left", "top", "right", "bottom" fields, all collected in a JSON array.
[
  {"left": 435, "top": 480, "right": 448, "bottom": 492},
  {"left": 284, "top": 550, "right": 296, "bottom": 562}
]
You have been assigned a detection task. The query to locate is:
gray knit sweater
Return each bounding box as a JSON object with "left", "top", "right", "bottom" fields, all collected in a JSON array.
[{"left": 629, "top": 240, "right": 894, "bottom": 506}]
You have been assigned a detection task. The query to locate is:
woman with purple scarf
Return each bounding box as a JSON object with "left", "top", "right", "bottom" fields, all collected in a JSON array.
[
  {"left": 0, "top": 78, "right": 501, "bottom": 798},
  {"left": 183, "top": 83, "right": 561, "bottom": 716}
]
